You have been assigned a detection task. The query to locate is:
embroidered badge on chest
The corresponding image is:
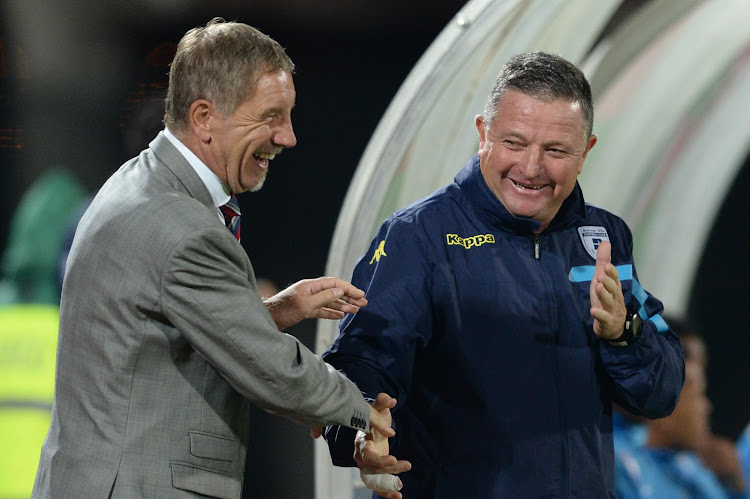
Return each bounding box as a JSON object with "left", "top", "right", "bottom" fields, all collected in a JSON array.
[{"left": 578, "top": 226, "right": 610, "bottom": 260}]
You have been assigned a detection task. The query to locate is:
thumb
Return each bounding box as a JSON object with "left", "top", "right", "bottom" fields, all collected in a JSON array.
[{"left": 311, "top": 287, "right": 344, "bottom": 308}]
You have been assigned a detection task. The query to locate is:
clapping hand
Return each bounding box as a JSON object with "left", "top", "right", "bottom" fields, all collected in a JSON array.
[{"left": 589, "top": 241, "right": 627, "bottom": 340}]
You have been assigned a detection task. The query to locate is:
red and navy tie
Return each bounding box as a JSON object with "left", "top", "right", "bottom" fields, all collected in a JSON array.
[{"left": 220, "top": 194, "right": 241, "bottom": 241}]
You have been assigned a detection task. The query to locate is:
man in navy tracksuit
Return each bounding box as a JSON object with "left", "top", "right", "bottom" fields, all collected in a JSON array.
[{"left": 323, "top": 52, "right": 685, "bottom": 498}]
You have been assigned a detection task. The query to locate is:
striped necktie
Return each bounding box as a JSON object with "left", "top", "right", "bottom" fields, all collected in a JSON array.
[{"left": 220, "top": 194, "right": 241, "bottom": 241}]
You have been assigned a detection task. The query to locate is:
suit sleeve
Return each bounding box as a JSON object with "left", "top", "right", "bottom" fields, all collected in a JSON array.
[
  {"left": 600, "top": 222, "right": 685, "bottom": 418},
  {"left": 323, "top": 216, "right": 434, "bottom": 466},
  {"left": 160, "top": 224, "right": 371, "bottom": 433}
]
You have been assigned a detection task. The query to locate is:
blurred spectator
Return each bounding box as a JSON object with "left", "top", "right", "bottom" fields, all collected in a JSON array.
[
  {"left": 613, "top": 405, "right": 648, "bottom": 497},
  {"left": 0, "top": 168, "right": 87, "bottom": 305},
  {"left": 616, "top": 316, "right": 748, "bottom": 498},
  {"left": 0, "top": 168, "right": 84, "bottom": 497},
  {"left": 700, "top": 434, "right": 749, "bottom": 497}
]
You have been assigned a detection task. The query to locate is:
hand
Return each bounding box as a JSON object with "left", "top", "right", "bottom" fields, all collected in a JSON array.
[
  {"left": 355, "top": 393, "right": 412, "bottom": 499},
  {"left": 589, "top": 241, "right": 627, "bottom": 340},
  {"left": 697, "top": 434, "right": 747, "bottom": 493},
  {"left": 263, "top": 277, "right": 368, "bottom": 330}
]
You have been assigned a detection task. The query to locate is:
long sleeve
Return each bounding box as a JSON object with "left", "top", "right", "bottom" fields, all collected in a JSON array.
[
  {"left": 162, "top": 222, "right": 371, "bottom": 432},
  {"left": 601, "top": 232, "right": 685, "bottom": 419},
  {"left": 323, "top": 216, "right": 434, "bottom": 465}
]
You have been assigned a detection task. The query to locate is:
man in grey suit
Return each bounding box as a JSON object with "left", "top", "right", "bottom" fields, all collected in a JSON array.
[{"left": 33, "top": 18, "right": 405, "bottom": 498}]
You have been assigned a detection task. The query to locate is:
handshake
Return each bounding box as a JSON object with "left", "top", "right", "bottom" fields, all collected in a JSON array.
[{"left": 313, "top": 393, "right": 412, "bottom": 499}]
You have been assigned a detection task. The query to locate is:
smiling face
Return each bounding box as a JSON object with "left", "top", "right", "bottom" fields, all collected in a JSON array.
[
  {"left": 203, "top": 70, "right": 297, "bottom": 193},
  {"left": 476, "top": 89, "right": 597, "bottom": 231}
]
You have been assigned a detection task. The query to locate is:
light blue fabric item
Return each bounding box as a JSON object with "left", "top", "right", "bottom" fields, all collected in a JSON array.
[{"left": 616, "top": 445, "right": 742, "bottom": 498}]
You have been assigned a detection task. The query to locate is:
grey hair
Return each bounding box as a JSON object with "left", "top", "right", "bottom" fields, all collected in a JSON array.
[
  {"left": 164, "top": 18, "right": 294, "bottom": 135},
  {"left": 482, "top": 52, "right": 594, "bottom": 139}
]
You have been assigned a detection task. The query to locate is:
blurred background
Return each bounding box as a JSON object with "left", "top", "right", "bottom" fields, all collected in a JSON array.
[{"left": 1, "top": 0, "right": 748, "bottom": 498}]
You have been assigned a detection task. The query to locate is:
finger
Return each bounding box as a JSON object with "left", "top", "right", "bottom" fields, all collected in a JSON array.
[
  {"left": 303, "top": 276, "right": 340, "bottom": 294},
  {"left": 321, "top": 288, "right": 367, "bottom": 310},
  {"left": 308, "top": 277, "right": 366, "bottom": 300},
  {"left": 590, "top": 306, "right": 613, "bottom": 325},
  {"left": 362, "top": 449, "right": 398, "bottom": 470},
  {"left": 589, "top": 278, "right": 602, "bottom": 309},
  {"left": 342, "top": 296, "right": 368, "bottom": 308},
  {"left": 325, "top": 299, "right": 363, "bottom": 315},
  {"left": 311, "top": 307, "right": 346, "bottom": 321},
  {"left": 302, "top": 287, "right": 348, "bottom": 312},
  {"left": 597, "top": 275, "right": 620, "bottom": 299},
  {"left": 596, "top": 240, "right": 612, "bottom": 269},
  {"left": 370, "top": 411, "right": 396, "bottom": 438},
  {"left": 373, "top": 393, "right": 397, "bottom": 411},
  {"left": 330, "top": 278, "right": 366, "bottom": 301},
  {"left": 595, "top": 281, "right": 615, "bottom": 310},
  {"left": 603, "top": 260, "right": 620, "bottom": 282},
  {"left": 360, "top": 470, "right": 402, "bottom": 495},
  {"left": 361, "top": 452, "right": 412, "bottom": 474}
]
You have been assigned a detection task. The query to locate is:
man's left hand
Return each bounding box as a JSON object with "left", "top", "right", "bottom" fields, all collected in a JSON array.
[
  {"left": 263, "top": 277, "right": 368, "bottom": 330},
  {"left": 589, "top": 241, "right": 627, "bottom": 340}
]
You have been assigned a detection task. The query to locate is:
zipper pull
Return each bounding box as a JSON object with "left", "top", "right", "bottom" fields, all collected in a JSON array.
[{"left": 534, "top": 233, "right": 540, "bottom": 260}]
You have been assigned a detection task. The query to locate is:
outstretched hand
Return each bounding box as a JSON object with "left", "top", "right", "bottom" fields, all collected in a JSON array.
[
  {"left": 589, "top": 241, "right": 627, "bottom": 340},
  {"left": 355, "top": 393, "right": 412, "bottom": 499},
  {"left": 263, "top": 277, "right": 367, "bottom": 330}
]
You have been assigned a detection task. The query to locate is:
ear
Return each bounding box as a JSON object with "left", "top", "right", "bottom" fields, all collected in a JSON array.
[
  {"left": 189, "top": 99, "right": 213, "bottom": 142},
  {"left": 578, "top": 134, "right": 598, "bottom": 173},
  {"left": 475, "top": 115, "right": 487, "bottom": 149}
]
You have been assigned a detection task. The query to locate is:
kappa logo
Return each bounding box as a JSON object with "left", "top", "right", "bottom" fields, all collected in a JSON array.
[
  {"left": 446, "top": 233, "right": 495, "bottom": 249},
  {"left": 369, "top": 240, "right": 387, "bottom": 264},
  {"left": 578, "top": 226, "right": 610, "bottom": 260}
]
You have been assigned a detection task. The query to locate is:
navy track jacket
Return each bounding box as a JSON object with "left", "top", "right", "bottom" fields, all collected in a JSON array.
[{"left": 324, "top": 155, "right": 685, "bottom": 498}]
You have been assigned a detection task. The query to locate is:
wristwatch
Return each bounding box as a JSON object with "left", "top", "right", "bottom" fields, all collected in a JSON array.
[{"left": 606, "top": 311, "right": 643, "bottom": 347}]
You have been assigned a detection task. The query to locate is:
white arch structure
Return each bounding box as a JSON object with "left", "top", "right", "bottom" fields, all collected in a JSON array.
[{"left": 314, "top": 1, "right": 750, "bottom": 497}]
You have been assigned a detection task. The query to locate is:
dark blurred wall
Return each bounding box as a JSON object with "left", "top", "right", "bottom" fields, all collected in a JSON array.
[{"left": 689, "top": 152, "right": 750, "bottom": 442}]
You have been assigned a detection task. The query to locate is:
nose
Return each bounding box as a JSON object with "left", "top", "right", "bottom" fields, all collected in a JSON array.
[
  {"left": 273, "top": 119, "right": 297, "bottom": 149},
  {"left": 517, "top": 146, "right": 543, "bottom": 178}
]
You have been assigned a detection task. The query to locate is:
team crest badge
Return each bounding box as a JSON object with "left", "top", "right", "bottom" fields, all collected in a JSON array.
[{"left": 578, "top": 226, "right": 609, "bottom": 260}]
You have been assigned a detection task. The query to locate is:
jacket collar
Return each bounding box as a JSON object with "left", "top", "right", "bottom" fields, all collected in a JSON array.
[
  {"left": 149, "top": 131, "right": 215, "bottom": 210},
  {"left": 455, "top": 154, "right": 587, "bottom": 234}
]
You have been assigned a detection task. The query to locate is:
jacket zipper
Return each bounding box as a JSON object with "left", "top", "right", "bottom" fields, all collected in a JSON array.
[{"left": 533, "top": 231, "right": 570, "bottom": 497}]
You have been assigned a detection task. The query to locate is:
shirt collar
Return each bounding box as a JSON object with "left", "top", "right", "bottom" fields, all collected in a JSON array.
[{"left": 163, "top": 127, "right": 231, "bottom": 209}]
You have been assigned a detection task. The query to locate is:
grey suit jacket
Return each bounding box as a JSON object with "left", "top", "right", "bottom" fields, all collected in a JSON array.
[{"left": 33, "top": 133, "right": 370, "bottom": 498}]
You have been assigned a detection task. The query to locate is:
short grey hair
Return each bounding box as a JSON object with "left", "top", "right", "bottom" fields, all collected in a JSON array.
[
  {"left": 164, "top": 18, "right": 294, "bottom": 135},
  {"left": 482, "top": 52, "right": 594, "bottom": 139}
]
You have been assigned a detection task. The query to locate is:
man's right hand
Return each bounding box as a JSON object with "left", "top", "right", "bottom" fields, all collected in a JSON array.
[
  {"left": 356, "top": 393, "right": 412, "bottom": 499},
  {"left": 263, "top": 277, "right": 368, "bottom": 330}
]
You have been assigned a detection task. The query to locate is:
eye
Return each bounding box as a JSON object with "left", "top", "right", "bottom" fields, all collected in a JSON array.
[
  {"left": 546, "top": 148, "right": 567, "bottom": 157},
  {"left": 503, "top": 140, "right": 523, "bottom": 149}
]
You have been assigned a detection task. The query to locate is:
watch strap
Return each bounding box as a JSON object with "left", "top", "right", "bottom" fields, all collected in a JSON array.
[{"left": 606, "top": 311, "right": 643, "bottom": 347}]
